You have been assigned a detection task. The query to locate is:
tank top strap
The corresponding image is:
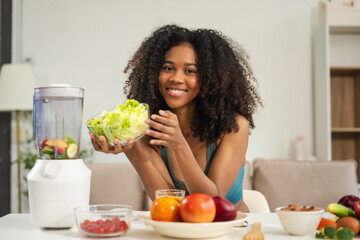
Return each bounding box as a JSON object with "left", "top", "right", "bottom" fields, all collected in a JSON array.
[
  {"left": 159, "top": 145, "right": 167, "bottom": 160},
  {"left": 159, "top": 146, "right": 188, "bottom": 193},
  {"left": 159, "top": 146, "right": 169, "bottom": 169},
  {"left": 204, "top": 142, "right": 217, "bottom": 175}
]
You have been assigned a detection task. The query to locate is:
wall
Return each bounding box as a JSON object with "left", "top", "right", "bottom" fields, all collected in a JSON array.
[{"left": 16, "top": 0, "right": 319, "bottom": 163}]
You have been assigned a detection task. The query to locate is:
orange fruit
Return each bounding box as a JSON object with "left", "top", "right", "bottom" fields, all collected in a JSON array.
[{"left": 150, "top": 196, "right": 181, "bottom": 222}]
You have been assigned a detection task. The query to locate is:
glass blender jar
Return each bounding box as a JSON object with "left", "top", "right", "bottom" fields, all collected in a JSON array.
[
  {"left": 27, "top": 85, "right": 91, "bottom": 228},
  {"left": 33, "top": 86, "right": 83, "bottom": 159}
]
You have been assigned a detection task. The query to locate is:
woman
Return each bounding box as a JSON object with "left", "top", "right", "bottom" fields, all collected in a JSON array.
[{"left": 90, "top": 25, "right": 262, "bottom": 212}]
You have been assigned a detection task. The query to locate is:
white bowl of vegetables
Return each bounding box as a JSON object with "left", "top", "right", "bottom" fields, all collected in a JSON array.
[{"left": 87, "top": 100, "right": 149, "bottom": 146}]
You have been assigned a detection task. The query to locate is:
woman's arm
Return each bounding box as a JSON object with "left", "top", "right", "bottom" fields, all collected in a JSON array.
[
  {"left": 90, "top": 134, "right": 175, "bottom": 200},
  {"left": 205, "top": 115, "right": 249, "bottom": 196},
  {"left": 124, "top": 138, "right": 176, "bottom": 200},
  {"left": 146, "top": 111, "right": 249, "bottom": 198}
]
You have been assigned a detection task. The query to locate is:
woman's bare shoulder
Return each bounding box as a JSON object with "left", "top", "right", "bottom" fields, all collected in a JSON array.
[
  {"left": 235, "top": 114, "right": 249, "bottom": 130},
  {"left": 217, "top": 115, "right": 249, "bottom": 145}
]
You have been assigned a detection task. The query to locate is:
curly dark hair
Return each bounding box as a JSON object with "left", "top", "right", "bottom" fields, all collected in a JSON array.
[{"left": 124, "top": 24, "right": 262, "bottom": 143}]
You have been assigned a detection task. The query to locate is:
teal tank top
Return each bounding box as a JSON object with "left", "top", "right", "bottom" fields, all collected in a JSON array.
[{"left": 159, "top": 142, "right": 244, "bottom": 205}]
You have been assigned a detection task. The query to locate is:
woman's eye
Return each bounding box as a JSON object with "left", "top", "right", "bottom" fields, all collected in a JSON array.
[
  {"left": 162, "top": 66, "right": 173, "bottom": 71},
  {"left": 185, "top": 69, "right": 196, "bottom": 74}
]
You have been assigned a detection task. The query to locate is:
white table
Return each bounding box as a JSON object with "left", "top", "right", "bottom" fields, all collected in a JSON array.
[{"left": 0, "top": 212, "right": 354, "bottom": 240}]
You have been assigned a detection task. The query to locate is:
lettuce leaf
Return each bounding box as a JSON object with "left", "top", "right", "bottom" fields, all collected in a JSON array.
[{"left": 87, "top": 99, "right": 148, "bottom": 144}]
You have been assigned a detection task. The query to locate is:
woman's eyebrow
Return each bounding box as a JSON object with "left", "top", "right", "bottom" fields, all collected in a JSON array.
[{"left": 164, "top": 60, "right": 197, "bottom": 66}]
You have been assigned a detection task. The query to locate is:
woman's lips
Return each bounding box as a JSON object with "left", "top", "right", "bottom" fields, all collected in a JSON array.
[{"left": 167, "top": 88, "right": 187, "bottom": 97}]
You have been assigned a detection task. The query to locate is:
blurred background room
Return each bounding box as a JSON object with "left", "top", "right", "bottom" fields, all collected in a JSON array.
[{"left": 0, "top": 0, "right": 359, "bottom": 215}]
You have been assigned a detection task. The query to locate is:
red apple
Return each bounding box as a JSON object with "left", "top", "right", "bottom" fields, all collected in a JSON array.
[
  {"left": 179, "top": 193, "right": 216, "bottom": 223},
  {"left": 52, "top": 146, "right": 66, "bottom": 154},
  {"left": 212, "top": 196, "right": 237, "bottom": 222}
]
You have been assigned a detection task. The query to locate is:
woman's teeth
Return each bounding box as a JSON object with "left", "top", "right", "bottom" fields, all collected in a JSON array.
[{"left": 169, "top": 89, "right": 185, "bottom": 94}]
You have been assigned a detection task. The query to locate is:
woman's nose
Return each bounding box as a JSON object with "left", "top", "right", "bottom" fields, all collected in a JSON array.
[{"left": 170, "top": 70, "right": 185, "bottom": 83}]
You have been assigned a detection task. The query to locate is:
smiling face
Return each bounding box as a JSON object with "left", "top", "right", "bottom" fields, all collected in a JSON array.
[{"left": 159, "top": 42, "right": 200, "bottom": 111}]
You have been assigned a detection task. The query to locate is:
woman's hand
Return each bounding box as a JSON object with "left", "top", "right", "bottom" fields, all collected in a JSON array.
[
  {"left": 89, "top": 134, "right": 135, "bottom": 154},
  {"left": 145, "top": 110, "right": 186, "bottom": 149}
]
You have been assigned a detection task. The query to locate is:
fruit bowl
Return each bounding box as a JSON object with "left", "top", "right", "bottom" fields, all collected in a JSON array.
[
  {"left": 74, "top": 204, "right": 133, "bottom": 237},
  {"left": 276, "top": 205, "right": 324, "bottom": 236},
  {"left": 138, "top": 211, "right": 247, "bottom": 239},
  {"left": 87, "top": 100, "right": 149, "bottom": 146}
]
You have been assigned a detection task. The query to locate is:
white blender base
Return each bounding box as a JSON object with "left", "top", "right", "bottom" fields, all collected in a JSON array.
[{"left": 27, "top": 159, "right": 91, "bottom": 228}]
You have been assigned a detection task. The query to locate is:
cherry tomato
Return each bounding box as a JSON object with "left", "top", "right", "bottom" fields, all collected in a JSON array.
[
  {"left": 80, "top": 220, "right": 92, "bottom": 232},
  {"left": 93, "top": 226, "right": 105, "bottom": 234},
  {"left": 179, "top": 193, "right": 216, "bottom": 223},
  {"left": 96, "top": 219, "right": 104, "bottom": 225},
  {"left": 83, "top": 219, "right": 90, "bottom": 225},
  {"left": 105, "top": 223, "right": 116, "bottom": 233},
  {"left": 118, "top": 221, "right": 128, "bottom": 231},
  {"left": 80, "top": 217, "right": 128, "bottom": 234},
  {"left": 90, "top": 221, "right": 98, "bottom": 231}
]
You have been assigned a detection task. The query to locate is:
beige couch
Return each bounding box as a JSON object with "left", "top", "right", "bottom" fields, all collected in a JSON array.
[
  {"left": 250, "top": 159, "right": 359, "bottom": 211},
  {"left": 87, "top": 159, "right": 359, "bottom": 212},
  {"left": 86, "top": 163, "right": 148, "bottom": 211}
]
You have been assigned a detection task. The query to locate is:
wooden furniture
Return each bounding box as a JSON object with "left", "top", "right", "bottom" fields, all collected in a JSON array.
[
  {"left": 330, "top": 67, "right": 360, "bottom": 160},
  {"left": 314, "top": 3, "right": 360, "bottom": 180}
]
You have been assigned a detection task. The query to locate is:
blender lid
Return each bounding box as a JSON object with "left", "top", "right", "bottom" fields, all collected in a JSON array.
[{"left": 34, "top": 84, "right": 84, "bottom": 98}]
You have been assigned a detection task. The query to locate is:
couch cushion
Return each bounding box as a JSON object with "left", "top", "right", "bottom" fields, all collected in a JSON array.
[
  {"left": 86, "top": 163, "right": 146, "bottom": 210},
  {"left": 252, "top": 159, "right": 359, "bottom": 212}
]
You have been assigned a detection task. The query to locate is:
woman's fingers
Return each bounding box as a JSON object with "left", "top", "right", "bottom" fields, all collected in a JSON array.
[
  {"left": 151, "top": 110, "right": 176, "bottom": 127},
  {"left": 90, "top": 134, "right": 117, "bottom": 153},
  {"left": 148, "top": 138, "right": 167, "bottom": 146},
  {"left": 146, "top": 128, "right": 169, "bottom": 140},
  {"left": 90, "top": 133, "right": 102, "bottom": 151},
  {"left": 89, "top": 133, "right": 134, "bottom": 154},
  {"left": 145, "top": 116, "right": 177, "bottom": 140},
  {"left": 96, "top": 136, "right": 121, "bottom": 154},
  {"left": 147, "top": 118, "right": 170, "bottom": 133},
  {"left": 147, "top": 112, "right": 177, "bottom": 134},
  {"left": 123, "top": 139, "right": 135, "bottom": 150},
  {"left": 99, "top": 136, "right": 110, "bottom": 152},
  {"left": 112, "top": 139, "right": 133, "bottom": 153},
  {"left": 113, "top": 139, "right": 122, "bottom": 152}
]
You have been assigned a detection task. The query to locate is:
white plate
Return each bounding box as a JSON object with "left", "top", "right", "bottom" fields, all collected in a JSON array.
[{"left": 138, "top": 211, "right": 247, "bottom": 239}]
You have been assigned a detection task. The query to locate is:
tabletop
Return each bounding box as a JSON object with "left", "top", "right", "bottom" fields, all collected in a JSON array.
[{"left": 0, "top": 212, "right": 356, "bottom": 240}]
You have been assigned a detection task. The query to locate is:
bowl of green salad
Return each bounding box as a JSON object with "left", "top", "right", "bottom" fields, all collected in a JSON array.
[{"left": 87, "top": 99, "right": 149, "bottom": 146}]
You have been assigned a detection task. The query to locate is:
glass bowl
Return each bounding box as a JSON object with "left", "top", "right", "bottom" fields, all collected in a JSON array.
[
  {"left": 87, "top": 103, "right": 149, "bottom": 146},
  {"left": 74, "top": 204, "right": 133, "bottom": 237}
]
